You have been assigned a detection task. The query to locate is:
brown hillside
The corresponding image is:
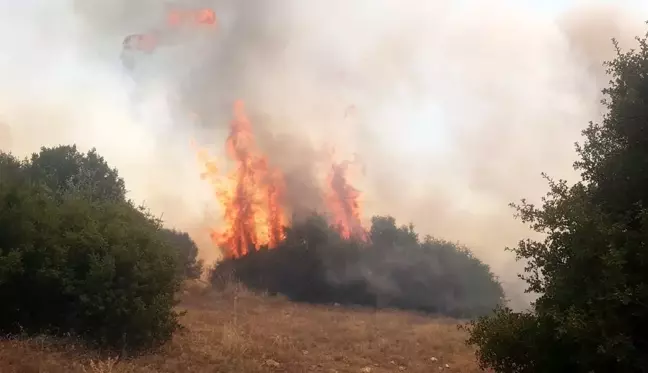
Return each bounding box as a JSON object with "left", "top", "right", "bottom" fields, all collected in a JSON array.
[{"left": 0, "top": 283, "right": 481, "bottom": 373}]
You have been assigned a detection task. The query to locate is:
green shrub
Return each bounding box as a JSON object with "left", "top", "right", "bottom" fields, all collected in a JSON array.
[
  {"left": 0, "top": 152, "right": 25, "bottom": 185},
  {"left": 158, "top": 228, "right": 203, "bottom": 279},
  {"left": 0, "top": 149, "right": 183, "bottom": 352},
  {"left": 27, "top": 145, "right": 126, "bottom": 202},
  {"left": 465, "top": 307, "right": 576, "bottom": 372}
]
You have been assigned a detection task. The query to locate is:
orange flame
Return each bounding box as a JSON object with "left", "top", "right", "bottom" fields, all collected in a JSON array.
[
  {"left": 197, "top": 100, "right": 288, "bottom": 258},
  {"left": 326, "top": 160, "right": 368, "bottom": 241},
  {"left": 167, "top": 8, "right": 217, "bottom": 27},
  {"left": 196, "top": 101, "right": 370, "bottom": 257}
]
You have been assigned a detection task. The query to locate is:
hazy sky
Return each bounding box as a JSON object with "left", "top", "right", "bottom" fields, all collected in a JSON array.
[
  {"left": 396, "top": 0, "right": 648, "bottom": 153},
  {"left": 2, "top": 0, "right": 648, "bottom": 309},
  {"left": 527, "top": 0, "right": 648, "bottom": 14}
]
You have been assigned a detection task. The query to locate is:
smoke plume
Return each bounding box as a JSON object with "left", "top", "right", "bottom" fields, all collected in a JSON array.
[{"left": 1, "top": 0, "right": 646, "bottom": 309}]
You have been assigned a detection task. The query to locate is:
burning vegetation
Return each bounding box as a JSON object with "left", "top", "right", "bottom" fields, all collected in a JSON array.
[
  {"left": 197, "top": 99, "right": 367, "bottom": 258},
  {"left": 195, "top": 100, "right": 503, "bottom": 317},
  {"left": 182, "top": 7, "right": 501, "bottom": 318},
  {"left": 197, "top": 100, "right": 288, "bottom": 258},
  {"left": 326, "top": 160, "right": 368, "bottom": 241}
]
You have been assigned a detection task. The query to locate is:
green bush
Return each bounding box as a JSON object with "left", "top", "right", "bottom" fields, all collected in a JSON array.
[
  {"left": 0, "top": 147, "right": 183, "bottom": 351},
  {"left": 466, "top": 33, "right": 648, "bottom": 372},
  {"left": 211, "top": 213, "right": 504, "bottom": 318},
  {"left": 158, "top": 228, "right": 203, "bottom": 279},
  {"left": 0, "top": 152, "right": 25, "bottom": 185},
  {"left": 466, "top": 307, "right": 575, "bottom": 372},
  {"left": 27, "top": 145, "right": 126, "bottom": 202}
]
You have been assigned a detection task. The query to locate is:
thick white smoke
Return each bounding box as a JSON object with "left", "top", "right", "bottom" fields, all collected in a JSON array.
[{"left": 1, "top": 0, "right": 646, "bottom": 309}]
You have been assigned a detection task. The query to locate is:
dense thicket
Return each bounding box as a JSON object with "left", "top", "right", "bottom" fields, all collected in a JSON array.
[
  {"left": 211, "top": 214, "right": 504, "bottom": 318},
  {"left": 466, "top": 35, "right": 648, "bottom": 372},
  {"left": 0, "top": 145, "right": 199, "bottom": 351},
  {"left": 158, "top": 228, "right": 203, "bottom": 279}
]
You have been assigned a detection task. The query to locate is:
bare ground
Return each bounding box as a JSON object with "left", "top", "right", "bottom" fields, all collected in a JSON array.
[{"left": 0, "top": 282, "right": 482, "bottom": 373}]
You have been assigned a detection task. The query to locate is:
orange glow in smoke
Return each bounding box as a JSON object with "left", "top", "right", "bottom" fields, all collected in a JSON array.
[{"left": 166, "top": 8, "right": 217, "bottom": 27}]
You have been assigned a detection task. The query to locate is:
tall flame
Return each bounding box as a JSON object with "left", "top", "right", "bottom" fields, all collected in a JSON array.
[
  {"left": 326, "top": 160, "right": 368, "bottom": 241},
  {"left": 196, "top": 100, "right": 370, "bottom": 258},
  {"left": 198, "top": 100, "right": 288, "bottom": 258}
]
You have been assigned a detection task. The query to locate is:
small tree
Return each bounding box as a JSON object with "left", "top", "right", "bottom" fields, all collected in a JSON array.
[{"left": 466, "top": 33, "right": 648, "bottom": 372}]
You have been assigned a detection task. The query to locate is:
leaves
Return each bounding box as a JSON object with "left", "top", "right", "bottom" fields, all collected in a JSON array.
[
  {"left": 158, "top": 228, "right": 203, "bottom": 279},
  {"left": 0, "top": 148, "right": 183, "bottom": 352},
  {"left": 27, "top": 145, "right": 126, "bottom": 202}
]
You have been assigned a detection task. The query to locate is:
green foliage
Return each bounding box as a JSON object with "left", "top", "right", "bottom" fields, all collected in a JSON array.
[
  {"left": 158, "top": 228, "right": 203, "bottom": 279},
  {"left": 0, "top": 147, "right": 183, "bottom": 352},
  {"left": 466, "top": 33, "right": 648, "bottom": 372},
  {"left": 28, "top": 145, "right": 126, "bottom": 202},
  {"left": 0, "top": 152, "right": 25, "bottom": 185},
  {"left": 466, "top": 307, "right": 575, "bottom": 372},
  {"left": 211, "top": 213, "right": 504, "bottom": 318}
]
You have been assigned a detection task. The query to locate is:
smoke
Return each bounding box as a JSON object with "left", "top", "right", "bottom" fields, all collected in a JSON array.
[{"left": 1, "top": 0, "right": 646, "bottom": 309}]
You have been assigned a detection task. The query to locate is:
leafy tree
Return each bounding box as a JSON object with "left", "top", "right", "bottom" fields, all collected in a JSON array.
[
  {"left": 27, "top": 145, "right": 126, "bottom": 202},
  {"left": 0, "top": 150, "right": 182, "bottom": 352},
  {"left": 158, "top": 228, "right": 204, "bottom": 279},
  {"left": 211, "top": 213, "right": 504, "bottom": 318},
  {"left": 466, "top": 35, "right": 648, "bottom": 372},
  {"left": 0, "top": 152, "right": 25, "bottom": 186}
]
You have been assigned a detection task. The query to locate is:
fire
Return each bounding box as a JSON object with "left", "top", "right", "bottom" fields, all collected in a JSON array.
[
  {"left": 197, "top": 100, "right": 288, "bottom": 258},
  {"left": 167, "top": 8, "right": 217, "bottom": 27},
  {"left": 196, "top": 100, "right": 370, "bottom": 258},
  {"left": 326, "top": 160, "right": 368, "bottom": 241}
]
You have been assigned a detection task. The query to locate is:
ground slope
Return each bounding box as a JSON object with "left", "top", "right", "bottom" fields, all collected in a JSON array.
[{"left": 0, "top": 283, "right": 481, "bottom": 373}]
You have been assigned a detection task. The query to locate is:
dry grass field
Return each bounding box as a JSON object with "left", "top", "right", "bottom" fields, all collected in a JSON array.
[{"left": 0, "top": 282, "right": 482, "bottom": 373}]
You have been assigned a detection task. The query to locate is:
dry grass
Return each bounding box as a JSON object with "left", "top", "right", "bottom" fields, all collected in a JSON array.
[{"left": 0, "top": 281, "right": 482, "bottom": 373}]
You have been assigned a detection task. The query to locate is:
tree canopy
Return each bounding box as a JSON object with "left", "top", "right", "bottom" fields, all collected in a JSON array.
[
  {"left": 27, "top": 145, "right": 126, "bottom": 202},
  {"left": 0, "top": 145, "right": 202, "bottom": 351},
  {"left": 466, "top": 35, "right": 648, "bottom": 372}
]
